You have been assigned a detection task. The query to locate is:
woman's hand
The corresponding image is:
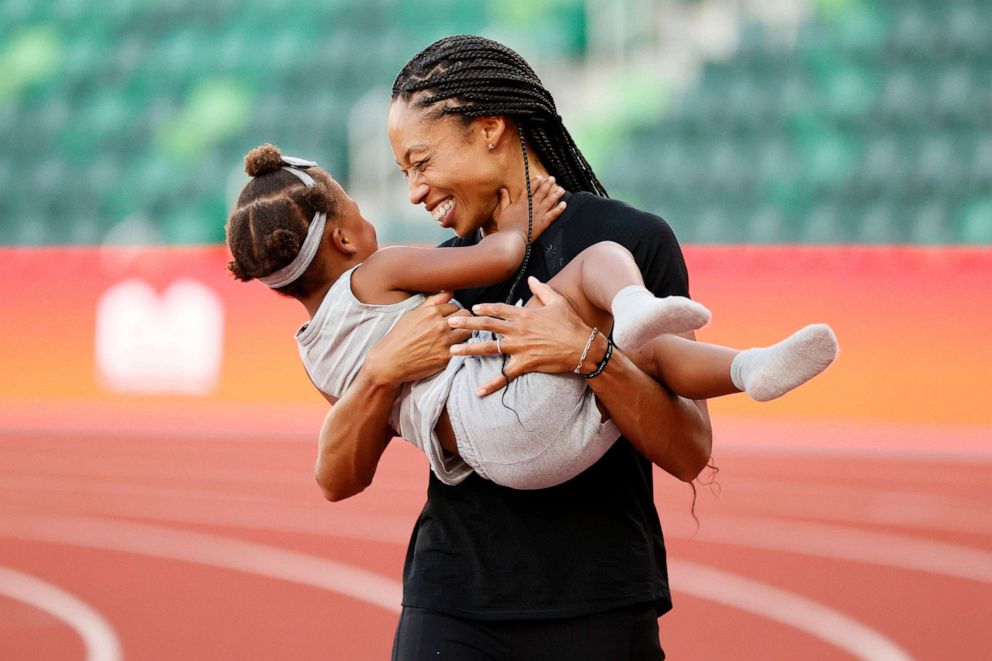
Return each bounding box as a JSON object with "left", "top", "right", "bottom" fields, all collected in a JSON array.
[
  {"left": 492, "top": 176, "right": 566, "bottom": 245},
  {"left": 447, "top": 276, "right": 591, "bottom": 395},
  {"left": 366, "top": 292, "right": 473, "bottom": 386},
  {"left": 448, "top": 277, "right": 712, "bottom": 480},
  {"left": 315, "top": 292, "right": 473, "bottom": 501}
]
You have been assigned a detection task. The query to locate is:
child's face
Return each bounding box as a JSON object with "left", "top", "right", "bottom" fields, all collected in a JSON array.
[
  {"left": 329, "top": 178, "right": 378, "bottom": 259},
  {"left": 387, "top": 100, "right": 501, "bottom": 238}
]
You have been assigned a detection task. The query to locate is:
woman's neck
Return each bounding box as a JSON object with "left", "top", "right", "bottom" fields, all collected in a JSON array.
[
  {"left": 481, "top": 144, "right": 551, "bottom": 236},
  {"left": 504, "top": 157, "right": 551, "bottom": 203}
]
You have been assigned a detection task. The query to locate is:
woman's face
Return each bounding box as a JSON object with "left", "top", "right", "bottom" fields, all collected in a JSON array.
[{"left": 387, "top": 100, "right": 501, "bottom": 238}]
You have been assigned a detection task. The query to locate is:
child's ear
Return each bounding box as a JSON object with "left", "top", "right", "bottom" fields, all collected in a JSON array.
[{"left": 331, "top": 226, "right": 358, "bottom": 255}]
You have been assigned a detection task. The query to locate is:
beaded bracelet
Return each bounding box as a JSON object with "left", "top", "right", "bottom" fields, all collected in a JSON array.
[
  {"left": 581, "top": 335, "right": 614, "bottom": 380},
  {"left": 573, "top": 327, "right": 599, "bottom": 374}
]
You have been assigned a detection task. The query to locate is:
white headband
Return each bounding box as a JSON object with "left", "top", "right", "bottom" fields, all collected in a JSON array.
[{"left": 258, "top": 156, "right": 326, "bottom": 289}]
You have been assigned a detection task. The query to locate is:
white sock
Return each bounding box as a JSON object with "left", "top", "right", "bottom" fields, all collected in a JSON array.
[
  {"left": 610, "top": 285, "right": 711, "bottom": 348},
  {"left": 730, "top": 324, "right": 838, "bottom": 401}
]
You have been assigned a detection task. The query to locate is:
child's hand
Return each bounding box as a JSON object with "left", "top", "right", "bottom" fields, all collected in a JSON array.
[{"left": 493, "top": 176, "right": 566, "bottom": 243}]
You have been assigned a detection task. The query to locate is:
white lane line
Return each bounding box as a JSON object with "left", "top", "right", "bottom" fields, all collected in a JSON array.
[
  {"left": 1, "top": 498, "right": 413, "bottom": 548},
  {"left": 700, "top": 477, "right": 992, "bottom": 535},
  {"left": 0, "top": 513, "right": 402, "bottom": 613},
  {"left": 8, "top": 489, "right": 992, "bottom": 588},
  {"left": 0, "top": 513, "right": 909, "bottom": 659},
  {"left": 0, "top": 565, "right": 123, "bottom": 661},
  {"left": 666, "top": 514, "right": 992, "bottom": 585},
  {"left": 670, "top": 560, "right": 913, "bottom": 661},
  {"left": 11, "top": 471, "right": 992, "bottom": 537},
  {"left": 4, "top": 470, "right": 991, "bottom": 539}
]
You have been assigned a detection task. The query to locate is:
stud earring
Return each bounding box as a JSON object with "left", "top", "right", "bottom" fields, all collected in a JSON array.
[{"left": 487, "top": 143, "right": 494, "bottom": 151}]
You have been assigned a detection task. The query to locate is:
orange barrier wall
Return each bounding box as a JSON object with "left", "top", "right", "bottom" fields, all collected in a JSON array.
[{"left": 1, "top": 246, "right": 989, "bottom": 447}]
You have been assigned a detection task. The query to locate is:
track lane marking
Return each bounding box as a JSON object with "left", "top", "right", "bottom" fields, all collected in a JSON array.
[
  {"left": 666, "top": 514, "right": 992, "bottom": 585},
  {"left": 5, "top": 497, "right": 991, "bottom": 587},
  {"left": 0, "top": 565, "right": 123, "bottom": 661},
  {"left": 670, "top": 560, "right": 912, "bottom": 660},
  {"left": 0, "top": 514, "right": 403, "bottom": 613},
  {"left": 0, "top": 513, "right": 913, "bottom": 658}
]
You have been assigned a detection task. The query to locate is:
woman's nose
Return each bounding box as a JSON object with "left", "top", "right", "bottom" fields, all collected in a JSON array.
[{"left": 407, "top": 175, "right": 429, "bottom": 205}]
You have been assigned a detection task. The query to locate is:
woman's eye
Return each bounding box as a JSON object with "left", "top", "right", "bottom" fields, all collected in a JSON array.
[{"left": 400, "top": 158, "right": 429, "bottom": 179}]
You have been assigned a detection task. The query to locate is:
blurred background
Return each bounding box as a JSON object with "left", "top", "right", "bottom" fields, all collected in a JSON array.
[
  {"left": 1, "top": 1, "right": 991, "bottom": 659},
  {"left": 2, "top": 0, "right": 990, "bottom": 246}
]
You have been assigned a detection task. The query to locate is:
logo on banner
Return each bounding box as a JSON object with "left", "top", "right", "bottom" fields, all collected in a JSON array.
[{"left": 95, "top": 278, "right": 224, "bottom": 395}]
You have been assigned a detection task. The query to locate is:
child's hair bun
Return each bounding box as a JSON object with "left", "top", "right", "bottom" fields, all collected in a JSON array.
[
  {"left": 227, "top": 259, "right": 254, "bottom": 282},
  {"left": 244, "top": 143, "right": 284, "bottom": 177},
  {"left": 265, "top": 228, "right": 302, "bottom": 264}
]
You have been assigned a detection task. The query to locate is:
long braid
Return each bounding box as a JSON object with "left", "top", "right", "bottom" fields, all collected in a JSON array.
[
  {"left": 392, "top": 35, "right": 608, "bottom": 197},
  {"left": 496, "top": 129, "right": 535, "bottom": 421},
  {"left": 504, "top": 131, "right": 534, "bottom": 305},
  {"left": 395, "top": 36, "right": 605, "bottom": 427}
]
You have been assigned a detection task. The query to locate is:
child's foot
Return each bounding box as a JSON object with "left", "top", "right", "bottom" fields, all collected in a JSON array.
[
  {"left": 611, "top": 285, "right": 711, "bottom": 348},
  {"left": 730, "top": 324, "right": 838, "bottom": 401}
]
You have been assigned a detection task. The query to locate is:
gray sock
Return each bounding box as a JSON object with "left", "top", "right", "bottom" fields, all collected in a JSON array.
[{"left": 730, "top": 324, "right": 838, "bottom": 401}]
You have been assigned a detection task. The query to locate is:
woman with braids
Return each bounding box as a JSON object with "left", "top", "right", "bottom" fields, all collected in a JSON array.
[
  {"left": 226, "top": 143, "right": 835, "bottom": 488},
  {"left": 274, "top": 35, "right": 836, "bottom": 660}
]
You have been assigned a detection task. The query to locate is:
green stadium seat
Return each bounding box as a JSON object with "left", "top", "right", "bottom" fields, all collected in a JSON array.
[
  {"left": 913, "top": 135, "right": 960, "bottom": 194},
  {"left": 958, "top": 197, "right": 992, "bottom": 244},
  {"left": 971, "top": 136, "right": 992, "bottom": 187},
  {"left": 945, "top": 3, "right": 991, "bottom": 56},
  {"left": 692, "top": 206, "right": 744, "bottom": 244},
  {"left": 4, "top": 0, "right": 989, "bottom": 245},
  {"left": 863, "top": 201, "right": 918, "bottom": 244},
  {"left": 747, "top": 206, "right": 790, "bottom": 244},
  {"left": 888, "top": 4, "right": 935, "bottom": 58},
  {"left": 801, "top": 203, "right": 845, "bottom": 244},
  {"left": 910, "top": 201, "right": 953, "bottom": 244}
]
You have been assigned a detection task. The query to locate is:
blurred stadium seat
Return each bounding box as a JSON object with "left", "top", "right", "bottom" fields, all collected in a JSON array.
[
  {"left": 601, "top": 0, "right": 991, "bottom": 245},
  {"left": 0, "top": 0, "right": 988, "bottom": 245}
]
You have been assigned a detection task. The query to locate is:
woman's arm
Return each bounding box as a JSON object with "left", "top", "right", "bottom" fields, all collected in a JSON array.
[
  {"left": 577, "top": 330, "right": 712, "bottom": 481},
  {"left": 314, "top": 293, "right": 473, "bottom": 500},
  {"left": 448, "top": 278, "right": 712, "bottom": 481}
]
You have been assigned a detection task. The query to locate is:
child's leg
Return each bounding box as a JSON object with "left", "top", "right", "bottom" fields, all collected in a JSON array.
[
  {"left": 628, "top": 324, "right": 839, "bottom": 401},
  {"left": 526, "top": 241, "right": 836, "bottom": 401},
  {"left": 626, "top": 334, "right": 738, "bottom": 400},
  {"left": 526, "top": 241, "right": 710, "bottom": 346}
]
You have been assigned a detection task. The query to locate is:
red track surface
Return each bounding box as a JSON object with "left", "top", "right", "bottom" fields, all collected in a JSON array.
[{"left": 1, "top": 428, "right": 990, "bottom": 660}]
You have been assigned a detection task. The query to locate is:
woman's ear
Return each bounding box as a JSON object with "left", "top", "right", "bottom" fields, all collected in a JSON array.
[
  {"left": 330, "top": 226, "right": 358, "bottom": 255},
  {"left": 476, "top": 116, "right": 508, "bottom": 150}
]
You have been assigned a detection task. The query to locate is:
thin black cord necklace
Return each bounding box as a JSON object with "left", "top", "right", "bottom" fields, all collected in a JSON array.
[
  {"left": 494, "top": 130, "right": 534, "bottom": 424},
  {"left": 503, "top": 130, "right": 533, "bottom": 305}
]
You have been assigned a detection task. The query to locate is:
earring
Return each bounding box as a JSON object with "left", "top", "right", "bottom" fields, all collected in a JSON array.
[{"left": 487, "top": 143, "right": 494, "bottom": 151}]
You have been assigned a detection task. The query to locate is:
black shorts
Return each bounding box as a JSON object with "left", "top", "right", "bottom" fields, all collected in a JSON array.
[{"left": 392, "top": 603, "right": 665, "bottom": 661}]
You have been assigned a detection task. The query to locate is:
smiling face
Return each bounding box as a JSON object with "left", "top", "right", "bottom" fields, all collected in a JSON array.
[{"left": 387, "top": 100, "right": 503, "bottom": 237}]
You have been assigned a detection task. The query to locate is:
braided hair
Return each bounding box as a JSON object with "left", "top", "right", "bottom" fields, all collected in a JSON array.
[
  {"left": 225, "top": 143, "right": 339, "bottom": 299},
  {"left": 393, "top": 35, "right": 606, "bottom": 304},
  {"left": 392, "top": 35, "right": 607, "bottom": 197}
]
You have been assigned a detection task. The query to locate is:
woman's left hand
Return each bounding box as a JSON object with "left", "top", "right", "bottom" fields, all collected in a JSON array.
[
  {"left": 450, "top": 278, "right": 712, "bottom": 481},
  {"left": 447, "top": 276, "right": 593, "bottom": 396}
]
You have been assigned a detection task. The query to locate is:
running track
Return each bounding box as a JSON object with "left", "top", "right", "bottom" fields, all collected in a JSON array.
[{"left": 1, "top": 422, "right": 990, "bottom": 660}]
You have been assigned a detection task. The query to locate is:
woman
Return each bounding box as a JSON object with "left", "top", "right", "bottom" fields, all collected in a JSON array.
[{"left": 318, "top": 36, "right": 712, "bottom": 660}]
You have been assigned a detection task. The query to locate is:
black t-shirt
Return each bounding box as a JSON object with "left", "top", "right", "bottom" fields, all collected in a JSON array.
[{"left": 402, "top": 191, "right": 691, "bottom": 620}]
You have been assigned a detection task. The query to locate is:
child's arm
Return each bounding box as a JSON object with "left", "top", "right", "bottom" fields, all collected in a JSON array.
[{"left": 361, "top": 176, "right": 565, "bottom": 295}]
